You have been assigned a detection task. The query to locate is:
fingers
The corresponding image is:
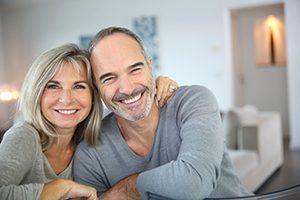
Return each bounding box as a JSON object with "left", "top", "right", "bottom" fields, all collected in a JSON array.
[
  {"left": 87, "top": 191, "right": 98, "bottom": 200},
  {"left": 155, "top": 76, "right": 168, "bottom": 103},
  {"left": 42, "top": 179, "right": 98, "bottom": 200},
  {"left": 162, "top": 81, "right": 178, "bottom": 107},
  {"left": 155, "top": 75, "right": 179, "bottom": 107}
]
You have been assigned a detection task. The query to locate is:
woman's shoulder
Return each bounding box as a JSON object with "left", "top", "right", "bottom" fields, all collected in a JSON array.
[{"left": 3, "top": 121, "right": 40, "bottom": 143}]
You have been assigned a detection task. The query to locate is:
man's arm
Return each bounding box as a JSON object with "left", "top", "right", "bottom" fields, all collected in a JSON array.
[
  {"left": 99, "top": 174, "right": 141, "bottom": 200},
  {"left": 136, "top": 86, "right": 225, "bottom": 199}
]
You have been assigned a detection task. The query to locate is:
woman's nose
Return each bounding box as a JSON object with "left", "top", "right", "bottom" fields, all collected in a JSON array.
[{"left": 58, "top": 90, "right": 73, "bottom": 105}]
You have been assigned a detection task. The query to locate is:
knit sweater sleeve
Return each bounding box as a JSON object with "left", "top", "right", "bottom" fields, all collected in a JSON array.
[
  {"left": 0, "top": 125, "right": 43, "bottom": 200},
  {"left": 136, "top": 86, "right": 225, "bottom": 200}
]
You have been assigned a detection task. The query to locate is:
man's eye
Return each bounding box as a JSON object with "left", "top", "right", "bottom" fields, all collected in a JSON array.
[
  {"left": 131, "top": 67, "right": 141, "bottom": 73},
  {"left": 102, "top": 77, "right": 114, "bottom": 84}
]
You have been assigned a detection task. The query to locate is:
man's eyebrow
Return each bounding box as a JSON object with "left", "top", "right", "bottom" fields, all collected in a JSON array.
[
  {"left": 99, "top": 62, "right": 145, "bottom": 82},
  {"left": 99, "top": 72, "right": 115, "bottom": 82},
  {"left": 128, "top": 62, "right": 144, "bottom": 69}
]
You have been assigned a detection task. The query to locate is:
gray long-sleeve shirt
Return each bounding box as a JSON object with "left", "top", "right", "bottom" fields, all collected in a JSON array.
[
  {"left": 74, "top": 85, "right": 251, "bottom": 199},
  {"left": 0, "top": 122, "right": 73, "bottom": 200}
]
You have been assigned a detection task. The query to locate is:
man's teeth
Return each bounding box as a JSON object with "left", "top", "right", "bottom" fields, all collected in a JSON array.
[
  {"left": 123, "top": 94, "right": 141, "bottom": 104},
  {"left": 58, "top": 110, "right": 77, "bottom": 114}
]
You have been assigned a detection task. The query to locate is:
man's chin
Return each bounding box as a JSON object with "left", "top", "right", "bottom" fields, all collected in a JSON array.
[
  {"left": 115, "top": 109, "right": 146, "bottom": 121},
  {"left": 111, "top": 93, "right": 154, "bottom": 121}
]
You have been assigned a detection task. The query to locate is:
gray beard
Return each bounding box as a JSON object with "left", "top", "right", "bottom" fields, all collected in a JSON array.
[{"left": 105, "top": 77, "right": 156, "bottom": 121}]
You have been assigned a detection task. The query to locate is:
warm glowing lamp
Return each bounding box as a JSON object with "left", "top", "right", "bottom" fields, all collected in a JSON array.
[
  {"left": 0, "top": 84, "right": 20, "bottom": 103},
  {"left": 254, "top": 15, "right": 286, "bottom": 66}
]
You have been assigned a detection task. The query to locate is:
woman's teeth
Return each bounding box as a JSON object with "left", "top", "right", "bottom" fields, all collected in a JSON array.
[{"left": 58, "top": 110, "right": 77, "bottom": 114}]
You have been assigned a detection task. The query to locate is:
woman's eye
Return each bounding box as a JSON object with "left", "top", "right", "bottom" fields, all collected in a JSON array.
[
  {"left": 74, "top": 84, "right": 87, "bottom": 89},
  {"left": 45, "top": 84, "right": 59, "bottom": 89}
]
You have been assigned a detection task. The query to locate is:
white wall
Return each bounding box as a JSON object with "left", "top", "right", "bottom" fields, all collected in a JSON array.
[
  {"left": 285, "top": 0, "right": 300, "bottom": 150},
  {"left": 0, "top": 8, "right": 4, "bottom": 81}
]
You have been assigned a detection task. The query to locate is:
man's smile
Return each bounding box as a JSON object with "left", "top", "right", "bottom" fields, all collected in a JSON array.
[{"left": 122, "top": 93, "right": 142, "bottom": 104}]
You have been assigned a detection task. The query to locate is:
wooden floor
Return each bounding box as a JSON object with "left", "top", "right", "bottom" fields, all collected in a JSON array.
[{"left": 255, "top": 139, "right": 300, "bottom": 195}]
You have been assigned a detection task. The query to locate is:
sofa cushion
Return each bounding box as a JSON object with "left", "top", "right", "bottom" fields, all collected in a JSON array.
[
  {"left": 232, "top": 105, "right": 259, "bottom": 122},
  {"left": 228, "top": 150, "right": 259, "bottom": 180},
  {"left": 223, "top": 110, "right": 240, "bottom": 149}
]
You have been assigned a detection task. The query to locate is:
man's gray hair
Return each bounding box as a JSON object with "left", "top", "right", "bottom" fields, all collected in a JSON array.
[{"left": 88, "top": 26, "right": 148, "bottom": 59}]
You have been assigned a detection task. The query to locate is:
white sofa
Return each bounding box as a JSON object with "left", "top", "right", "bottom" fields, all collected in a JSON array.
[{"left": 223, "top": 106, "right": 284, "bottom": 192}]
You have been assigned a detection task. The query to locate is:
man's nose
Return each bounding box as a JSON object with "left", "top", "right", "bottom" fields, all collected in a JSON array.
[{"left": 118, "top": 77, "right": 135, "bottom": 95}]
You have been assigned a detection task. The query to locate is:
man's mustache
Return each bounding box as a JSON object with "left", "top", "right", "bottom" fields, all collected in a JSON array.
[{"left": 112, "top": 87, "right": 146, "bottom": 102}]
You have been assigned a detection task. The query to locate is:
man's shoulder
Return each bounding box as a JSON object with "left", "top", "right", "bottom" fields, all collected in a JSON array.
[
  {"left": 177, "top": 85, "right": 210, "bottom": 94},
  {"left": 101, "top": 113, "right": 119, "bottom": 136},
  {"left": 175, "top": 85, "right": 216, "bottom": 102},
  {"left": 76, "top": 113, "right": 116, "bottom": 153},
  {"left": 167, "top": 85, "right": 219, "bottom": 113}
]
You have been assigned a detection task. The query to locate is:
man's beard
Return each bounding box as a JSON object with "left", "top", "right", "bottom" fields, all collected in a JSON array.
[{"left": 103, "top": 76, "right": 156, "bottom": 121}]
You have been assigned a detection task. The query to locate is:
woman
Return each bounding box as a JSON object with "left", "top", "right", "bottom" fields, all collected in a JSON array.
[{"left": 0, "top": 43, "right": 178, "bottom": 199}]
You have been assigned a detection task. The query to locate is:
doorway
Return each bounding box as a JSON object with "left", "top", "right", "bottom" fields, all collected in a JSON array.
[{"left": 230, "top": 3, "right": 289, "bottom": 138}]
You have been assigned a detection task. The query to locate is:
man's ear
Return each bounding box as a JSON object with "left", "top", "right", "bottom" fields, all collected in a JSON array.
[{"left": 148, "top": 57, "right": 153, "bottom": 71}]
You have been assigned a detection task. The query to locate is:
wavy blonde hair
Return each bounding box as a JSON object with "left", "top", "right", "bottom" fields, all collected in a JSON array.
[{"left": 18, "top": 43, "right": 102, "bottom": 151}]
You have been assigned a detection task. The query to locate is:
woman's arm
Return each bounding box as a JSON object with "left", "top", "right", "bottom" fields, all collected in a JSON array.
[
  {"left": 0, "top": 126, "right": 44, "bottom": 199},
  {"left": 0, "top": 125, "right": 98, "bottom": 200},
  {"left": 40, "top": 179, "right": 97, "bottom": 200}
]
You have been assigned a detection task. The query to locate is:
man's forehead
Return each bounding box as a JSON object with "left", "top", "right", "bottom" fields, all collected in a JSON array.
[
  {"left": 93, "top": 33, "right": 143, "bottom": 55},
  {"left": 92, "top": 37, "right": 145, "bottom": 63}
]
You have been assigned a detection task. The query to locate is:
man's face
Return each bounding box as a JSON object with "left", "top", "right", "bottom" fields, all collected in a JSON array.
[{"left": 91, "top": 33, "right": 156, "bottom": 121}]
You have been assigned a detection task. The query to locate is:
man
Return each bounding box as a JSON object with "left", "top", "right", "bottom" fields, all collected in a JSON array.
[{"left": 73, "top": 27, "right": 251, "bottom": 199}]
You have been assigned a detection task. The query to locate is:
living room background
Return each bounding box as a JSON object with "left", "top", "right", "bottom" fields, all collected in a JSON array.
[{"left": 0, "top": 0, "right": 299, "bottom": 149}]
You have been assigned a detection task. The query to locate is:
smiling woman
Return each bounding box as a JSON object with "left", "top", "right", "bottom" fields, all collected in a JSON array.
[
  {"left": 41, "top": 62, "right": 92, "bottom": 135},
  {"left": 0, "top": 43, "right": 102, "bottom": 200}
]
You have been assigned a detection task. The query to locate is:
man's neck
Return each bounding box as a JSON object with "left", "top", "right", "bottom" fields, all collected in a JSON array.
[{"left": 116, "top": 102, "right": 160, "bottom": 156}]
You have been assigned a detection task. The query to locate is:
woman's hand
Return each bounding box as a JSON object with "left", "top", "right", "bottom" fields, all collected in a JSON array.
[
  {"left": 40, "top": 179, "right": 98, "bottom": 200},
  {"left": 155, "top": 76, "right": 179, "bottom": 107}
]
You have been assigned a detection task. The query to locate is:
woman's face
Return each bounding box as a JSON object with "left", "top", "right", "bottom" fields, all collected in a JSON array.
[{"left": 41, "top": 62, "right": 92, "bottom": 134}]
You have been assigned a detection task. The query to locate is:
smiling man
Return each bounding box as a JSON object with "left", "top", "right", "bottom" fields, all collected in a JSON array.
[
  {"left": 90, "top": 31, "right": 157, "bottom": 123},
  {"left": 73, "top": 27, "right": 252, "bottom": 200}
]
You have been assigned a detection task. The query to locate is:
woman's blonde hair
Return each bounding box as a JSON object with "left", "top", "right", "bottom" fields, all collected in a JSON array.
[{"left": 18, "top": 43, "right": 102, "bottom": 151}]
